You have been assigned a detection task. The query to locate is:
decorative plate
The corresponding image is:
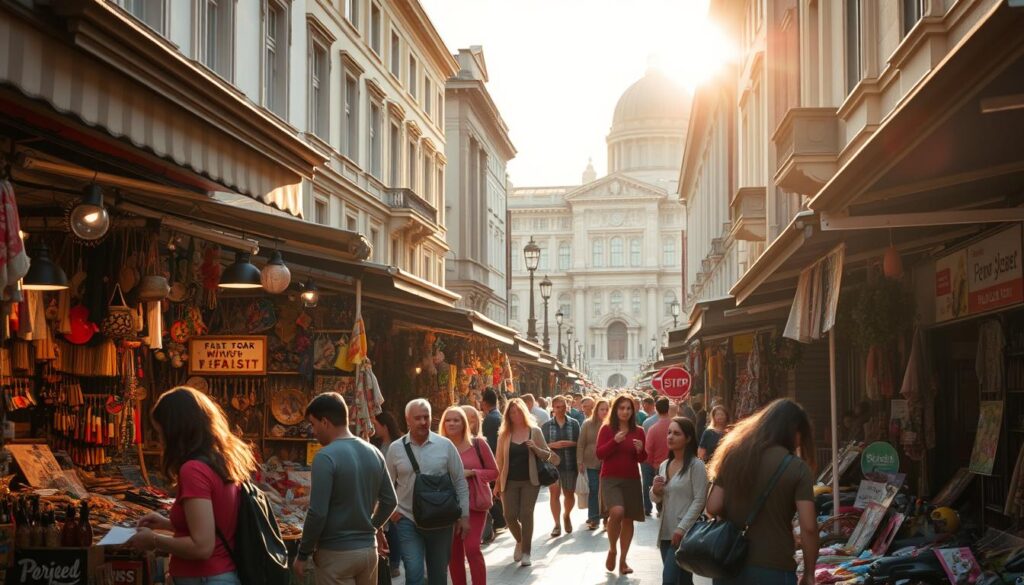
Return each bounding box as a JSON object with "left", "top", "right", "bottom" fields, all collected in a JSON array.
[
  {"left": 271, "top": 388, "right": 306, "bottom": 425},
  {"left": 186, "top": 376, "right": 209, "bottom": 393}
]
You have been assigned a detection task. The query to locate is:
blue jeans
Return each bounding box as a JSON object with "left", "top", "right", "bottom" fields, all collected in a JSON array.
[
  {"left": 586, "top": 468, "right": 602, "bottom": 522},
  {"left": 395, "top": 516, "right": 455, "bottom": 585},
  {"left": 713, "top": 566, "right": 797, "bottom": 585},
  {"left": 386, "top": 521, "right": 402, "bottom": 569},
  {"left": 641, "top": 462, "right": 657, "bottom": 514},
  {"left": 659, "top": 540, "right": 694, "bottom": 585},
  {"left": 172, "top": 573, "right": 241, "bottom": 585}
]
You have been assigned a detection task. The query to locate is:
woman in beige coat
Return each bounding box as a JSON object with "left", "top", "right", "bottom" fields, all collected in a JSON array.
[{"left": 495, "top": 398, "right": 557, "bottom": 567}]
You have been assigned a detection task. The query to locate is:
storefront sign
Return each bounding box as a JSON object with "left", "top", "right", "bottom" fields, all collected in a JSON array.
[
  {"left": 111, "top": 560, "right": 144, "bottom": 585},
  {"left": 936, "top": 225, "right": 1023, "bottom": 322},
  {"left": 861, "top": 441, "right": 900, "bottom": 474},
  {"left": 653, "top": 366, "right": 692, "bottom": 399},
  {"left": 188, "top": 336, "right": 267, "bottom": 375}
]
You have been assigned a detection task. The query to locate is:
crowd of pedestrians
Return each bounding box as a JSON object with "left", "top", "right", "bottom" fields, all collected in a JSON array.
[{"left": 129, "top": 381, "right": 819, "bottom": 585}]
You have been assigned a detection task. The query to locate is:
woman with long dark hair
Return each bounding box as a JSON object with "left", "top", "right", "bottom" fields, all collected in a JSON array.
[
  {"left": 651, "top": 417, "right": 706, "bottom": 585},
  {"left": 127, "top": 387, "right": 257, "bottom": 585},
  {"left": 705, "top": 399, "right": 819, "bottom": 585},
  {"left": 698, "top": 404, "right": 730, "bottom": 462},
  {"left": 596, "top": 394, "right": 647, "bottom": 576}
]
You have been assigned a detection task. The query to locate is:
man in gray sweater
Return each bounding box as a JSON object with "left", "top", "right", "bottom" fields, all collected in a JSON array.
[{"left": 294, "top": 393, "right": 397, "bottom": 585}]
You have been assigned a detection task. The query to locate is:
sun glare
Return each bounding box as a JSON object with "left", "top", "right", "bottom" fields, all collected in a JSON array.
[{"left": 639, "top": 0, "right": 734, "bottom": 91}]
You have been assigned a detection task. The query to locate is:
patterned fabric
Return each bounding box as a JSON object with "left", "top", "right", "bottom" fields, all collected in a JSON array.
[{"left": 542, "top": 417, "right": 580, "bottom": 473}]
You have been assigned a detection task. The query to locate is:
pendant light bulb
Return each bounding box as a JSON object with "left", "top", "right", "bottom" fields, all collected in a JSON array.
[
  {"left": 300, "top": 278, "right": 319, "bottom": 307},
  {"left": 219, "top": 250, "right": 263, "bottom": 289},
  {"left": 23, "top": 242, "right": 69, "bottom": 291},
  {"left": 69, "top": 184, "right": 110, "bottom": 241},
  {"left": 261, "top": 250, "right": 292, "bottom": 294}
]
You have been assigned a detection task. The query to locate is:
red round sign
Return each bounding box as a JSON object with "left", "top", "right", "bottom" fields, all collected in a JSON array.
[{"left": 654, "top": 366, "right": 692, "bottom": 399}]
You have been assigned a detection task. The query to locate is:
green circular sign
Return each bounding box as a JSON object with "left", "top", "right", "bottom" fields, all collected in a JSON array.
[{"left": 861, "top": 441, "right": 900, "bottom": 474}]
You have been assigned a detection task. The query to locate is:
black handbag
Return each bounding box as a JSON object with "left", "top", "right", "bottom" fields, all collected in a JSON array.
[
  {"left": 675, "top": 454, "right": 793, "bottom": 578},
  {"left": 536, "top": 455, "right": 560, "bottom": 487},
  {"left": 377, "top": 556, "right": 392, "bottom": 585},
  {"left": 403, "top": 440, "right": 463, "bottom": 529}
]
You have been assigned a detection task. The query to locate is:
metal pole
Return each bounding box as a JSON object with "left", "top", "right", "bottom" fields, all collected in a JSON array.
[
  {"left": 829, "top": 329, "right": 840, "bottom": 520},
  {"left": 527, "top": 269, "right": 537, "bottom": 342},
  {"left": 557, "top": 323, "right": 563, "bottom": 362},
  {"left": 542, "top": 298, "right": 550, "bottom": 351}
]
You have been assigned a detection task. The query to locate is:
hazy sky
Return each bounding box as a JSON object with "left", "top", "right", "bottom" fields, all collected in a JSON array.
[{"left": 420, "top": 0, "right": 719, "bottom": 187}]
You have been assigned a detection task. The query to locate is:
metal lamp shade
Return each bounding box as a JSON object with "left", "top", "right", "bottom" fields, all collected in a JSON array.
[
  {"left": 23, "top": 242, "right": 69, "bottom": 291},
  {"left": 300, "top": 278, "right": 319, "bottom": 307},
  {"left": 69, "top": 185, "right": 110, "bottom": 241},
  {"left": 261, "top": 250, "right": 292, "bottom": 294},
  {"left": 556, "top": 311, "right": 563, "bottom": 325},
  {"left": 539, "top": 276, "right": 552, "bottom": 300},
  {"left": 219, "top": 251, "right": 263, "bottom": 289}
]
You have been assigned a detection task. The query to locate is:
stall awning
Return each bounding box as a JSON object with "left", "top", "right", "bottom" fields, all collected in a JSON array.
[{"left": 1, "top": 2, "right": 325, "bottom": 215}]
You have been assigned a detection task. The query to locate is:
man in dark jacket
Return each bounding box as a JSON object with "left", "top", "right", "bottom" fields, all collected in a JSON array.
[{"left": 480, "top": 389, "right": 505, "bottom": 541}]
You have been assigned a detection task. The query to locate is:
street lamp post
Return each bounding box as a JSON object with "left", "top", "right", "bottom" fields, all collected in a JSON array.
[
  {"left": 671, "top": 300, "right": 680, "bottom": 328},
  {"left": 566, "top": 327, "right": 574, "bottom": 367},
  {"left": 556, "top": 311, "right": 564, "bottom": 362},
  {"left": 540, "top": 276, "right": 552, "bottom": 351},
  {"left": 523, "top": 238, "right": 540, "bottom": 342}
]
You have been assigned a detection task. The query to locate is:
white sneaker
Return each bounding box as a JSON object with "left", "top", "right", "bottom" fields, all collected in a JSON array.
[
  {"left": 521, "top": 553, "right": 532, "bottom": 567},
  {"left": 513, "top": 543, "right": 523, "bottom": 563}
]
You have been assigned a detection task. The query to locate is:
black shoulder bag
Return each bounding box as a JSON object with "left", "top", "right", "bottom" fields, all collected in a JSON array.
[
  {"left": 675, "top": 454, "right": 794, "bottom": 579},
  {"left": 403, "top": 439, "right": 462, "bottom": 529},
  {"left": 534, "top": 428, "right": 560, "bottom": 487}
]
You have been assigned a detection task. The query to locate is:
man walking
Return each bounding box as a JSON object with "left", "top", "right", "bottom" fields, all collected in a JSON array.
[
  {"left": 542, "top": 395, "right": 581, "bottom": 536},
  {"left": 480, "top": 389, "right": 505, "bottom": 542},
  {"left": 522, "top": 393, "right": 550, "bottom": 424},
  {"left": 643, "top": 397, "right": 672, "bottom": 516},
  {"left": 569, "top": 393, "right": 586, "bottom": 426},
  {"left": 295, "top": 393, "right": 397, "bottom": 585},
  {"left": 387, "top": 399, "right": 471, "bottom": 585}
]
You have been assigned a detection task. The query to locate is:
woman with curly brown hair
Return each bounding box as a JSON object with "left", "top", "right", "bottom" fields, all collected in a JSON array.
[
  {"left": 596, "top": 394, "right": 647, "bottom": 576},
  {"left": 127, "top": 386, "right": 258, "bottom": 585},
  {"left": 705, "top": 399, "right": 818, "bottom": 585}
]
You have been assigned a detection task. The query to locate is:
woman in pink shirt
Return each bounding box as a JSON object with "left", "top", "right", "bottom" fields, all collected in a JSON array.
[
  {"left": 440, "top": 406, "right": 498, "bottom": 585},
  {"left": 127, "top": 387, "right": 257, "bottom": 585}
]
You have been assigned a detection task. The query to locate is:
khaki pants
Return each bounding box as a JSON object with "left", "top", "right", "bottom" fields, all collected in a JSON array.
[{"left": 313, "top": 547, "right": 378, "bottom": 585}]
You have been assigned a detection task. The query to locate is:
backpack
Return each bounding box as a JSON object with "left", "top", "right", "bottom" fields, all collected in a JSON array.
[{"left": 216, "top": 480, "right": 291, "bottom": 585}]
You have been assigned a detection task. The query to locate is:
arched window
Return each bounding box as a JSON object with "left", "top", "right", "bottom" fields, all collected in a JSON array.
[
  {"left": 510, "top": 294, "right": 519, "bottom": 321},
  {"left": 610, "top": 237, "right": 624, "bottom": 267},
  {"left": 610, "top": 290, "right": 623, "bottom": 312},
  {"left": 630, "top": 238, "right": 642, "bottom": 266},
  {"left": 631, "top": 290, "right": 642, "bottom": 315},
  {"left": 558, "top": 292, "right": 571, "bottom": 319},
  {"left": 662, "top": 237, "right": 677, "bottom": 266},
  {"left": 592, "top": 239, "right": 604, "bottom": 267},
  {"left": 558, "top": 242, "right": 571, "bottom": 270},
  {"left": 663, "top": 290, "right": 677, "bottom": 316},
  {"left": 607, "top": 322, "right": 627, "bottom": 361}
]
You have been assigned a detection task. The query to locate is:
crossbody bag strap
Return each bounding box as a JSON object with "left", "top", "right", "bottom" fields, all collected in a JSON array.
[
  {"left": 742, "top": 453, "right": 794, "bottom": 535},
  {"left": 403, "top": 438, "right": 421, "bottom": 474}
]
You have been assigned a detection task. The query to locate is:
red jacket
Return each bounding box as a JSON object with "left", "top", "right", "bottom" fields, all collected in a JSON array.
[{"left": 596, "top": 425, "right": 647, "bottom": 479}]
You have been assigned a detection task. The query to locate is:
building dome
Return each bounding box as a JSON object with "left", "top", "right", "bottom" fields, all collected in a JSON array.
[
  {"left": 606, "top": 67, "right": 691, "bottom": 185},
  {"left": 611, "top": 68, "right": 690, "bottom": 132}
]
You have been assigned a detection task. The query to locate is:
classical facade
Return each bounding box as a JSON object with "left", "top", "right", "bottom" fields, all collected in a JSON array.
[
  {"left": 509, "top": 68, "right": 688, "bottom": 388},
  {"left": 444, "top": 47, "right": 516, "bottom": 324}
]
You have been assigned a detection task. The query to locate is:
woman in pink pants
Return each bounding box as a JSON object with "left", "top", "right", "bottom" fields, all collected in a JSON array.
[{"left": 441, "top": 406, "right": 498, "bottom": 585}]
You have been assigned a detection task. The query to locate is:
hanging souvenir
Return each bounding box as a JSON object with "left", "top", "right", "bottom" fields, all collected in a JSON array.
[
  {"left": 313, "top": 332, "right": 338, "bottom": 370},
  {"left": 100, "top": 284, "right": 134, "bottom": 339}
]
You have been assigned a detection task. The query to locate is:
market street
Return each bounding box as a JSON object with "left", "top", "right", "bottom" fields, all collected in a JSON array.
[{"left": 392, "top": 489, "right": 712, "bottom": 585}]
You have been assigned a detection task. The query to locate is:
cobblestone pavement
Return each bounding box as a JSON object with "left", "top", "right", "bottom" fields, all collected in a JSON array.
[{"left": 392, "top": 489, "right": 712, "bottom": 585}]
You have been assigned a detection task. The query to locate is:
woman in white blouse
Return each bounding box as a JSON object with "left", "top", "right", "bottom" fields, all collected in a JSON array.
[{"left": 651, "top": 417, "right": 708, "bottom": 585}]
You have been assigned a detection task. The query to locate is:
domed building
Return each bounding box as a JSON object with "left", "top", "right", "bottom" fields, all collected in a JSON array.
[{"left": 508, "top": 67, "right": 689, "bottom": 389}]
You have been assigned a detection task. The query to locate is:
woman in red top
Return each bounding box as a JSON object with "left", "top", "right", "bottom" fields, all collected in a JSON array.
[
  {"left": 596, "top": 394, "right": 647, "bottom": 576},
  {"left": 127, "top": 386, "right": 257, "bottom": 585}
]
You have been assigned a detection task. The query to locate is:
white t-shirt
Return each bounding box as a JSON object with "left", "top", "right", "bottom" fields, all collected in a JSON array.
[{"left": 531, "top": 406, "right": 551, "bottom": 424}]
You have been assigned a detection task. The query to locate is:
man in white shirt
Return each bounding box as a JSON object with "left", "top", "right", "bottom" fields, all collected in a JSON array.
[
  {"left": 386, "top": 399, "right": 471, "bottom": 585},
  {"left": 522, "top": 393, "right": 550, "bottom": 424}
]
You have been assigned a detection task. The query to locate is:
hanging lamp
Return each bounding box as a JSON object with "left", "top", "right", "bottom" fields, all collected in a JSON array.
[
  {"left": 218, "top": 251, "right": 262, "bottom": 289},
  {"left": 300, "top": 277, "right": 319, "bottom": 307},
  {"left": 261, "top": 250, "right": 292, "bottom": 294},
  {"left": 68, "top": 184, "right": 110, "bottom": 242},
  {"left": 23, "top": 242, "right": 69, "bottom": 291}
]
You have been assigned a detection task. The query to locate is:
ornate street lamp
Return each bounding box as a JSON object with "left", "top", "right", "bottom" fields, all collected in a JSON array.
[
  {"left": 523, "top": 238, "right": 541, "bottom": 342},
  {"left": 671, "top": 299, "right": 681, "bottom": 327},
  {"left": 540, "top": 275, "right": 552, "bottom": 351},
  {"left": 556, "top": 311, "right": 564, "bottom": 362}
]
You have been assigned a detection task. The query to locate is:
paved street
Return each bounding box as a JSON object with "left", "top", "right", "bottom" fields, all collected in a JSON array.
[{"left": 393, "top": 489, "right": 712, "bottom": 585}]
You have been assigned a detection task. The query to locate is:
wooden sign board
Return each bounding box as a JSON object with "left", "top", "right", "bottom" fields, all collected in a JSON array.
[
  {"left": 6, "top": 444, "right": 63, "bottom": 489},
  {"left": 188, "top": 336, "right": 267, "bottom": 376}
]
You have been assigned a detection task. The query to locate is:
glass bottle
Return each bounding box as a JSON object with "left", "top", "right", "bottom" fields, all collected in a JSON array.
[
  {"left": 30, "top": 497, "right": 43, "bottom": 547},
  {"left": 14, "top": 499, "right": 30, "bottom": 548},
  {"left": 60, "top": 504, "right": 78, "bottom": 547},
  {"left": 44, "top": 509, "right": 60, "bottom": 548},
  {"left": 76, "top": 501, "right": 93, "bottom": 547}
]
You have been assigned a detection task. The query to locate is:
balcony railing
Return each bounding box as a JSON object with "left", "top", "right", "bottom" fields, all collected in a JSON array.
[{"left": 386, "top": 188, "right": 438, "bottom": 225}]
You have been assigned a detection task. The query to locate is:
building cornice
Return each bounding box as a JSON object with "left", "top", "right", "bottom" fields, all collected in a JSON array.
[
  {"left": 446, "top": 80, "right": 517, "bottom": 160},
  {"left": 390, "top": 0, "right": 459, "bottom": 79}
]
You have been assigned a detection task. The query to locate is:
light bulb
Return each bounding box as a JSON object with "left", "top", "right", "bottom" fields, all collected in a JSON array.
[{"left": 70, "top": 185, "right": 110, "bottom": 241}]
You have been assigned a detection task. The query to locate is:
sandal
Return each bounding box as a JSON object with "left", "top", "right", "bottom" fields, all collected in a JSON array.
[
  {"left": 563, "top": 514, "right": 573, "bottom": 533},
  {"left": 550, "top": 526, "right": 561, "bottom": 537}
]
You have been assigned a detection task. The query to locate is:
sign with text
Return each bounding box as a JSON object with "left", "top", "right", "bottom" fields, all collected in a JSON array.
[
  {"left": 936, "top": 225, "right": 1023, "bottom": 322},
  {"left": 188, "top": 336, "right": 267, "bottom": 375},
  {"left": 653, "top": 366, "right": 692, "bottom": 399},
  {"left": 8, "top": 548, "right": 90, "bottom": 585},
  {"left": 861, "top": 441, "right": 900, "bottom": 474}
]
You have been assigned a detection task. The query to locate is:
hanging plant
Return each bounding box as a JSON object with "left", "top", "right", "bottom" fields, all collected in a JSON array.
[{"left": 839, "top": 278, "right": 916, "bottom": 348}]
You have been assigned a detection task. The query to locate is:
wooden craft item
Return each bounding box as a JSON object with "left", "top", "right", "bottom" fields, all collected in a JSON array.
[{"left": 271, "top": 388, "right": 306, "bottom": 425}]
